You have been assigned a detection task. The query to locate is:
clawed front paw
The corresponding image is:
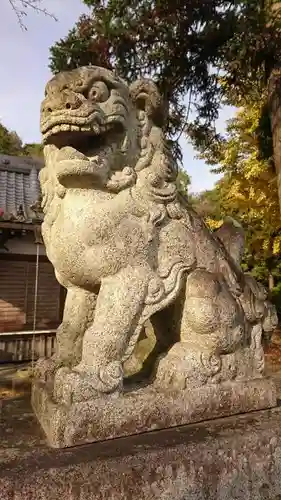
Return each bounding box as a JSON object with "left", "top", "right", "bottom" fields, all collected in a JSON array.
[
  {"left": 33, "top": 357, "right": 57, "bottom": 383},
  {"left": 98, "top": 360, "right": 123, "bottom": 391},
  {"left": 53, "top": 367, "right": 99, "bottom": 405},
  {"left": 74, "top": 360, "right": 123, "bottom": 393},
  {"left": 33, "top": 356, "right": 73, "bottom": 383},
  {"left": 53, "top": 361, "right": 123, "bottom": 405}
]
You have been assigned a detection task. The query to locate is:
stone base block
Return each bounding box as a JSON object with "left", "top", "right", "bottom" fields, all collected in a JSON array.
[
  {"left": 2, "top": 395, "right": 281, "bottom": 499},
  {"left": 31, "top": 376, "right": 277, "bottom": 448}
]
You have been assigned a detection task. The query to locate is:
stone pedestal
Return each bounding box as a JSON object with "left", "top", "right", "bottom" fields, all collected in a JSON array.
[
  {"left": 31, "top": 376, "right": 277, "bottom": 448},
  {"left": 2, "top": 395, "right": 281, "bottom": 500}
]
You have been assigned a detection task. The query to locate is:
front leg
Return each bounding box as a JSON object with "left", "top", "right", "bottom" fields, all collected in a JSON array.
[
  {"left": 56, "top": 286, "right": 97, "bottom": 367},
  {"left": 57, "top": 265, "right": 151, "bottom": 400},
  {"left": 35, "top": 286, "right": 97, "bottom": 382}
]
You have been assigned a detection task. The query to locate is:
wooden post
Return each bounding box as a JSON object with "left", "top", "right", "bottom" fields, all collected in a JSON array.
[{"left": 268, "top": 67, "right": 281, "bottom": 213}]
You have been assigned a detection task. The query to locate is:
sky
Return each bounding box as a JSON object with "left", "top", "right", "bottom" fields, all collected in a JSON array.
[{"left": 0, "top": 0, "right": 235, "bottom": 193}]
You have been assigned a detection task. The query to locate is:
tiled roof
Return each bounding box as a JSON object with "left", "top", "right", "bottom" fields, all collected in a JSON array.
[{"left": 0, "top": 154, "right": 43, "bottom": 223}]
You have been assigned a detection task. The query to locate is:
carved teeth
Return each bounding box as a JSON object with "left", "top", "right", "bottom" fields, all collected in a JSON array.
[
  {"left": 51, "top": 125, "right": 63, "bottom": 135},
  {"left": 80, "top": 126, "right": 92, "bottom": 133},
  {"left": 91, "top": 125, "right": 101, "bottom": 135},
  {"left": 42, "top": 119, "right": 120, "bottom": 142},
  {"left": 70, "top": 125, "right": 80, "bottom": 132}
]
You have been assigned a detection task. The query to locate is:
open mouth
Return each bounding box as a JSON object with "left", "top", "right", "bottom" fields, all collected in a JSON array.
[{"left": 43, "top": 122, "right": 124, "bottom": 157}]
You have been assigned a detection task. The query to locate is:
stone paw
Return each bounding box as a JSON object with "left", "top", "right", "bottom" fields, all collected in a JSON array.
[
  {"left": 33, "top": 356, "right": 72, "bottom": 384},
  {"left": 33, "top": 357, "right": 57, "bottom": 383},
  {"left": 98, "top": 360, "right": 123, "bottom": 392},
  {"left": 53, "top": 367, "right": 100, "bottom": 405},
  {"left": 74, "top": 360, "right": 123, "bottom": 394},
  {"left": 53, "top": 361, "right": 123, "bottom": 405},
  {"left": 153, "top": 342, "right": 221, "bottom": 390}
]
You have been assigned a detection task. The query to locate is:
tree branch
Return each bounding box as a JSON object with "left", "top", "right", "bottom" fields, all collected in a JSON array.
[
  {"left": 8, "top": 0, "right": 57, "bottom": 30},
  {"left": 175, "top": 86, "right": 193, "bottom": 142}
]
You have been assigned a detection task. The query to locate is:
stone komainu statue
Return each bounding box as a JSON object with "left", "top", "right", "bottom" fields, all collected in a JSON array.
[{"left": 37, "top": 65, "right": 277, "bottom": 402}]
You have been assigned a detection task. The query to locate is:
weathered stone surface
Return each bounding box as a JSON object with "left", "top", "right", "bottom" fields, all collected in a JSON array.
[
  {"left": 32, "top": 376, "right": 276, "bottom": 448},
  {"left": 2, "top": 396, "right": 281, "bottom": 499},
  {"left": 33, "top": 65, "right": 278, "bottom": 446}
]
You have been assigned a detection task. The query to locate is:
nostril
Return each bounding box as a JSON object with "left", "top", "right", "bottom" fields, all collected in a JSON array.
[{"left": 65, "top": 102, "right": 71, "bottom": 109}]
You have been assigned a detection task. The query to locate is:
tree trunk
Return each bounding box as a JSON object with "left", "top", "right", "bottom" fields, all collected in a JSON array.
[
  {"left": 268, "top": 272, "right": 275, "bottom": 291},
  {"left": 268, "top": 67, "right": 281, "bottom": 213}
]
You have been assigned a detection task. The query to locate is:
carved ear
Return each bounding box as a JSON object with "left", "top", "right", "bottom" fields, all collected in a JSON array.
[
  {"left": 215, "top": 217, "right": 245, "bottom": 265},
  {"left": 129, "top": 79, "right": 165, "bottom": 127}
]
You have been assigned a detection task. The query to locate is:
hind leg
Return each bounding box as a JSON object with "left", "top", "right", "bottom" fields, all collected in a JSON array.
[{"left": 154, "top": 269, "right": 244, "bottom": 389}]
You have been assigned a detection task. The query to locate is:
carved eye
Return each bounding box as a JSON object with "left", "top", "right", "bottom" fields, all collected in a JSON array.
[{"left": 88, "top": 81, "right": 110, "bottom": 102}]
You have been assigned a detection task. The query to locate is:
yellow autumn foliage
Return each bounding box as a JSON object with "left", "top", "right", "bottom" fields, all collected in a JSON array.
[
  {"left": 208, "top": 100, "right": 281, "bottom": 256},
  {"left": 273, "top": 236, "right": 281, "bottom": 255},
  {"left": 205, "top": 217, "right": 223, "bottom": 230}
]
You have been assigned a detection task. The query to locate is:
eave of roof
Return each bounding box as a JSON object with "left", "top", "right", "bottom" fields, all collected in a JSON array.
[{"left": 0, "top": 153, "right": 44, "bottom": 223}]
